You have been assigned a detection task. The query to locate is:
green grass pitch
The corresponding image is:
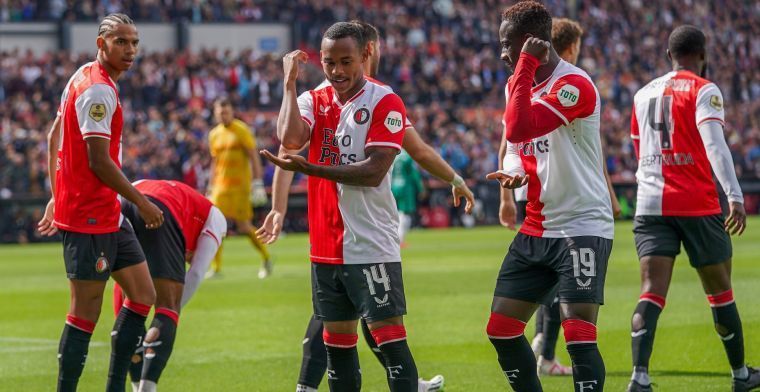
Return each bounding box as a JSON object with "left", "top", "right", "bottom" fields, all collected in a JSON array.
[{"left": 1, "top": 218, "right": 759, "bottom": 391}]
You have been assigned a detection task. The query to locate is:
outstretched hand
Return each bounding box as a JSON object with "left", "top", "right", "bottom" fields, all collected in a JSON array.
[
  {"left": 257, "top": 210, "right": 285, "bottom": 245},
  {"left": 486, "top": 171, "right": 530, "bottom": 189},
  {"left": 260, "top": 150, "right": 311, "bottom": 174}
]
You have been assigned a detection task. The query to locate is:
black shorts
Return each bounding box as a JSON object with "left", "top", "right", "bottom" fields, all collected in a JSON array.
[
  {"left": 311, "top": 262, "right": 407, "bottom": 323},
  {"left": 122, "top": 197, "right": 186, "bottom": 283},
  {"left": 61, "top": 220, "right": 146, "bottom": 281},
  {"left": 494, "top": 233, "right": 612, "bottom": 306},
  {"left": 633, "top": 214, "right": 732, "bottom": 268}
]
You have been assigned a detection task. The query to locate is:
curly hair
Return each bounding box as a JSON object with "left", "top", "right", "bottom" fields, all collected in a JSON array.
[
  {"left": 552, "top": 18, "right": 583, "bottom": 55},
  {"left": 501, "top": 1, "right": 552, "bottom": 41}
]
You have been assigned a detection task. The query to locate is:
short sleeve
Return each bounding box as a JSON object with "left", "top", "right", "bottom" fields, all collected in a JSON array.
[
  {"left": 297, "top": 91, "right": 315, "bottom": 130},
  {"left": 696, "top": 83, "right": 725, "bottom": 127},
  {"left": 75, "top": 84, "right": 117, "bottom": 139},
  {"left": 366, "top": 93, "right": 406, "bottom": 150},
  {"left": 535, "top": 74, "right": 596, "bottom": 126}
]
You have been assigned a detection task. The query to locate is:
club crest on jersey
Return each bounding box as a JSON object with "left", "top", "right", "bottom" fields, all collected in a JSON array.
[
  {"left": 710, "top": 95, "right": 723, "bottom": 110},
  {"left": 354, "top": 108, "right": 370, "bottom": 124},
  {"left": 384, "top": 111, "right": 404, "bottom": 133},
  {"left": 95, "top": 254, "right": 109, "bottom": 273},
  {"left": 89, "top": 103, "right": 106, "bottom": 122},
  {"left": 557, "top": 85, "right": 580, "bottom": 107}
]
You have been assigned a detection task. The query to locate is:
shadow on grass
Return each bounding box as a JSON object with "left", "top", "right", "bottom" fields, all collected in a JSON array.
[{"left": 608, "top": 370, "right": 727, "bottom": 378}]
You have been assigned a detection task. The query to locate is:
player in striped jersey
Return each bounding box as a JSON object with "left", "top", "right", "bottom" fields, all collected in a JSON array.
[{"left": 626, "top": 25, "right": 756, "bottom": 392}]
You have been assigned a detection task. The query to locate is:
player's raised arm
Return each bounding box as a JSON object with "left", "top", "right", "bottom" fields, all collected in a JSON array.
[
  {"left": 504, "top": 38, "right": 595, "bottom": 143},
  {"left": 277, "top": 50, "right": 311, "bottom": 150},
  {"left": 402, "top": 127, "right": 474, "bottom": 213}
]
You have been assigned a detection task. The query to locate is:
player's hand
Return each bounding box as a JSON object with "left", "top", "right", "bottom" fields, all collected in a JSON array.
[
  {"left": 37, "top": 198, "right": 58, "bottom": 236},
  {"left": 138, "top": 200, "right": 164, "bottom": 229},
  {"left": 499, "top": 200, "right": 517, "bottom": 230},
  {"left": 521, "top": 37, "right": 550, "bottom": 64},
  {"left": 611, "top": 196, "right": 622, "bottom": 219},
  {"left": 251, "top": 179, "right": 268, "bottom": 207},
  {"left": 260, "top": 150, "right": 310, "bottom": 174},
  {"left": 725, "top": 201, "right": 746, "bottom": 236},
  {"left": 257, "top": 210, "right": 285, "bottom": 244},
  {"left": 452, "top": 183, "right": 475, "bottom": 215},
  {"left": 486, "top": 171, "right": 529, "bottom": 190},
  {"left": 283, "top": 50, "right": 308, "bottom": 86}
]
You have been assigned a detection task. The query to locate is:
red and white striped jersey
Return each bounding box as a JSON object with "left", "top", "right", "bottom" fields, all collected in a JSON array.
[
  {"left": 503, "top": 60, "right": 614, "bottom": 239},
  {"left": 54, "top": 61, "right": 124, "bottom": 234},
  {"left": 298, "top": 78, "right": 407, "bottom": 264},
  {"left": 631, "top": 71, "right": 726, "bottom": 216}
]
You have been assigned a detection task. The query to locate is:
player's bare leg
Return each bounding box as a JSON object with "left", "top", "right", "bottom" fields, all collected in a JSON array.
[
  {"left": 696, "top": 260, "right": 760, "bottom": 390},
  {"left": 238, "top": 218, "right": 273, "bottom": 279},
  {"left": 108, "top": 262, "right": 155, "bottom": 392},
  {"left": 139, "top": 278, "right": 182, "bottom": 392},
  {"left": 322, "top": 320, "right": 362, "bottom": 391},
  {"left": 559, "top": 303, "right": 605, "bottom": 392},
  {"left": 58, "top": 280, "right": 107, "bottom": 392},
  {"left": 367, "top": 316, "right": 419, "bottom": 392},
  {"left": 628, "top": 256, "right": 675, "bottom": 391},
  {"left": 488, "top": 296, "right": 542, "bottom": 391}
]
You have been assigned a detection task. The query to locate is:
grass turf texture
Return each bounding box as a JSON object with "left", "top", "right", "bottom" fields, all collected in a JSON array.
[{"left": 1, "top": 218, "right": 759, "bottom": 391}]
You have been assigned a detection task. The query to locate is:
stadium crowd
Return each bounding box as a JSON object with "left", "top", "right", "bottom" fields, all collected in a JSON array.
[{"left": 1, "top": 0, "right": 759, "bottom": 242}]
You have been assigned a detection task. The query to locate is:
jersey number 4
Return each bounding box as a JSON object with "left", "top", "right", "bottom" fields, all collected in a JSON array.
[{"left": 647, "top": 96, "right": 674, "bottom": 149}]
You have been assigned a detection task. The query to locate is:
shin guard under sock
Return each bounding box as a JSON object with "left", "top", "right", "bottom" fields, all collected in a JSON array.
[
  {"left": 107, "top": 299, "right": 149, "bottom": 392},
  {"left": 708, "top": 290, "right": 745, "bottom": 370},
  {"left": 141, "top": 308, "right": 179, "bottom": 383},
  {"left": 58, "top": 315, "right": 95, "bottom": 392},
  {"left": 323, "top": 331, "right": 361, "bottom": 392},
  {"left": 564, "top": 319, "right": 605, "bottom": 392},
  {"left": 487, "top": 312, "right": 541, "bottom": 392},
  {"left": 371, "top": 325, "right": 418, "bottom": 392}
]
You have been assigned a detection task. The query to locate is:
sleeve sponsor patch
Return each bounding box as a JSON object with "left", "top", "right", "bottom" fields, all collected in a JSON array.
[
  {"left": 710, "top": 95, "right": 723, "bottom": 110},
  {"left": 88, "top": 103, "right": 107, "bottom": 122},
  {"left": 384, "top": 111, "right": 404, "bottom": 133},
  {"left": 557, "top": 84, "right": 580, "bottom": 107}
]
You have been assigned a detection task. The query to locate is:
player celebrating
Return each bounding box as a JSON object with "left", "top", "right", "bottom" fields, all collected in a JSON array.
[
  {"left": 264, "top": 22, "right": 420, "bottom": 391},
  {"left": 627, "top": 25, "right": 756, "bottom": 392},
  {"left": 113, "top": 179, "right": 226, "bottom": 392},
  {"left": 485, "top": 2, "right": 613, "bottom": 391},
  {"left": 258, "top": 20, "right": 469, "bottom": 392},
  {"left": 36, "top": 13, "right": 164, "bottom": 392},
  {"left": 207, "top": 98, "right": 272, "bottom": 279}
]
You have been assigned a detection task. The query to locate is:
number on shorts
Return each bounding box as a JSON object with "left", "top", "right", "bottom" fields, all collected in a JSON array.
[
  {"left": 362, "top": 264, "right": 391, "bottom": 296},
  {"left": 571, "top": 248, "right": 596, "bottom": 277}
]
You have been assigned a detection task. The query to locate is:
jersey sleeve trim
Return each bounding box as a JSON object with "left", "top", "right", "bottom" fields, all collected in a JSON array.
[
  {"left": 535, "top": 99, "right": 570, "bottom": 126},
  {"left": 366, "top": 141, "right": 402, "bottom": 150},
  {"left": 697, "top": 117, "right": 725, "bottom": 126}
]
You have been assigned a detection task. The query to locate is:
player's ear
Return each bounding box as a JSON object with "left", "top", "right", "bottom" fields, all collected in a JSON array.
[
  {"left": 96, "top": 35, "right": 105, "bottom": 51},
  {"left": 666, "top": 49, "right": 672, "bottom": 63}
]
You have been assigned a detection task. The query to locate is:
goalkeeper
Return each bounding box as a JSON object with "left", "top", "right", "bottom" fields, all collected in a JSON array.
[{"left": 207, "top": 97, "right": 272, "bottom": 279}]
